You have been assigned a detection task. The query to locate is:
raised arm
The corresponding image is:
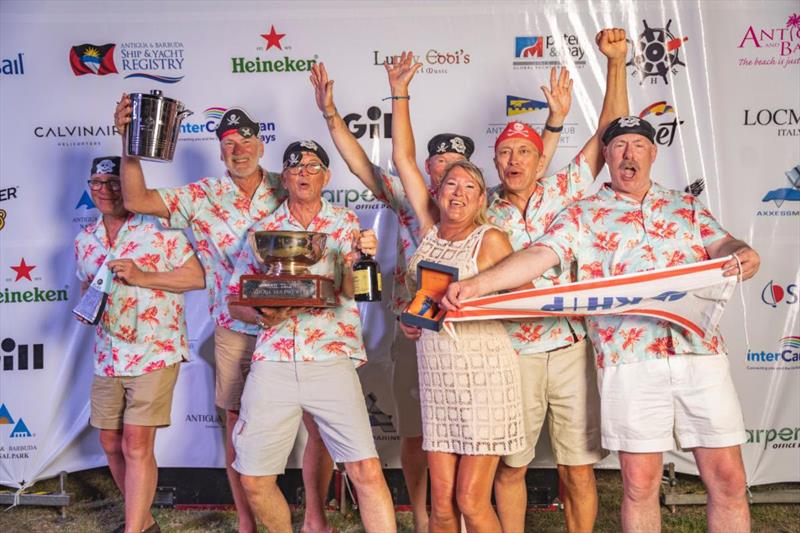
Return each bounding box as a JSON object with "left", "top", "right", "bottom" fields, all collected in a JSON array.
[
  {"left": 385, "top": 51, "right": 437, "bottom": 234},
  {"left": 310, "top": 63, "right": 383, "bottom": 196},
  {"left": 581, "top": 28, "right": 630, "bottom": 177},
  {"left": 114, "top": 94, "right": 171, "bottom": 218},
  {"left": 441, "top": 245, "right": 560, "bottom": 310},
  {"left": 106, "top": 254, "right": 205, "bottom": 293},
  {"left": 537, "top": 66, "right": 573, "bottom": 177}
]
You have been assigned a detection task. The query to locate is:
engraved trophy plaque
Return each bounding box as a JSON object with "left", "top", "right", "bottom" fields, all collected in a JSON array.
[{"left": 231, "top": 231, "right": 337, "bottom": 307}]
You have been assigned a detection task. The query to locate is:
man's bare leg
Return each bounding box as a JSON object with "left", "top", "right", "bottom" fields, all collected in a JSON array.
[
  {"left": 120, "top": 424, "right": 157, "bottom": 533},
  {"left": 493, "top": 461, "right": 527, "bottom": 533},
  {"left": 401, "top": 435, "right": 429, "bottom": 532},
  {"left": 344, "top": 458, "right": 397, "bottom": 532},
  {"left": 99, "top": 429, "right": 127, "bottom": 495},
  {"left": 301, "top": 412, "right": 335, "bottom": 533},
  {"left": 693, "top": 446, "right": 750, "bottom": 533},
  {"left": 618, "top": 452, "right": 663, "bottom": 533},
  {"left": 226, "top": 410, "right": 257, "bottom": 533},
  {"left": 558, "top": 463, "right": 598, "bottom": 533},
  {"left": 240, "top": 474, "right": 293, "bottom": 533}
]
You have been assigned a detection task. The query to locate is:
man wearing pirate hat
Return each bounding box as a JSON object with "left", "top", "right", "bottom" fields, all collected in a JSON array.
[
  {"left": 74, "top": 156, "right": 205, "bottom": 533},
  {"left": 113, "top": 98, "right": 335, "bottom": 533},
  {"left": 442, "top": 114, "right": 759, "bottom": 533}
]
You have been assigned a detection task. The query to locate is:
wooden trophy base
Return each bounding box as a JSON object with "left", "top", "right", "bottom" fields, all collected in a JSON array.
[{"left": 231, "top": 274, "right": 337, "bottom": 307}]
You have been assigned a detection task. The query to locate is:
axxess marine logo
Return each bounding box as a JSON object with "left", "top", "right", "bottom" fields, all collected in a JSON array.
[
  {"left": 746, "top": 336, "right": 800, "bottom": 369},
  {"left": 747, "top": 426, "right": 800, "bottom": 450},
  {"left": 373, "top": 49, "right": 470, "bottom": 75},
  {"left": 639, "top": 101, "right": 684, "bottom": 147},
  {"left": 743, "top": 108, "right": 799, "bottom": 138},
  {"left": 2, "top": 338, "right": 44, "bottom": 371},
  {"left": 344, "top": 106, "right": 392, "bottom": 139},
  {"left": 514, "top": 35, "right": 586, "bottom": 69},
  {"left": 506, "top": 95, "right": 548, "bottom": 116},
  {"left": 180, "top": 107, "right": 277, "bottom": 144},
  {"left": 69, "top": 41, "right": 185, "bottom": 83},
  {"left": 366, "top": 393, "right": 396, "bottom": 434},
  {"left": 2, "top": 258, "right": 68, "bottom": 306},
  {"left": 627, "top": 20, "right": 688, "bottom": 85},
  {"left": 758, "top": 165, "right": 800, "bottom": 216},
  {"left": 761, "top": 280, "right": 798, "bottom": 307},
  {"left": 232, "top": 24, "right": 317, "bottom": 74},
  {"left": 1, "top": 52, "right": 25, "bottom": 76},
  {"left": 0, "top": 404, "right": 35, "bottom": 441},
  {"left": 737, "top": 13, "right": 800, "bottom": 68}
]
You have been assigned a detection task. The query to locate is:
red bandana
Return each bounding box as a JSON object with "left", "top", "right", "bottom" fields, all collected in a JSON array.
[{"left": 494, "top": 121, "right": 543, "bottom": 154}]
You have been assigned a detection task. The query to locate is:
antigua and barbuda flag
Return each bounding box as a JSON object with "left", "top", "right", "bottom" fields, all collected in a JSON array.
[{"left": 69, "top": 43, "right": 117, "bottom": 76}]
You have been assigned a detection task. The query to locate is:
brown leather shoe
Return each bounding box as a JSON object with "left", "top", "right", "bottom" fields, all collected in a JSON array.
[{"left": 142, "top": 522, "right": 161, "bottom": 533}]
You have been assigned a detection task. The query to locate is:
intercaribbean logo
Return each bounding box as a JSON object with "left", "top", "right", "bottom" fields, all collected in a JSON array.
[
  {"left": 514, "top": 34, "right": 585, "bottom": 69},
  {"left": 627, "top": 20, "right": 688, "bottom": 85},
  {"left": 1, "top": 52, "right": 25, "bottom": 76},
  {"left": 69, "top": 41, "right": 185, "bottom": 83},
  {"left": 506, "top": 95, "right": 548, "bottom": 116},
  {"left": 737, "top": 12, "right": 800, "bottom": 67},
  {"left": 639, "top": 101, "right": 684, "bottom": 147},
  {"left": 747, "top": 426, "right": 800, "bottom": 450},
  {"left": 758, "top": 165, "right": 800, "bottom": 216},
  {"left": 180, "top": 107, "right": 277, "bottom": 144},
  {"left": 373, "top": 49, "right": 470, "bottom": 75},
  {"left": 761, "top": 280, "right": 798, "bottom": 307},
  {"left": 746, "top": 336, "right": 800, "bottom": 370},
  {"left": 232, "top": 24, "right": 317, "bottom": 74}
]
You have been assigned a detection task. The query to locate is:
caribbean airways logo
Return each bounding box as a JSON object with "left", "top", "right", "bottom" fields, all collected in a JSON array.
[
  {"left": 737, "top": 13, "right": 800, "bottom": 68},
  {"left": 231, "top": 24, "right": 317, "bottom": 74},
  {"left": 627, "top": 20, "right": 689, "bottom": 85},
  {"left": 69, "top": 41, "right": 185, "bottom": 83},
  {"left": 180, "top": 107, "right": 278, "bottom": 144}
]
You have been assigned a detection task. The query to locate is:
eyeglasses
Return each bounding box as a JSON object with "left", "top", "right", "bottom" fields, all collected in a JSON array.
[
  {"left": 87, "top": 179, "right": 122, "bottom": 191},
  {"left": 285, "top": 162, "right": 325, "bottom": 175}
]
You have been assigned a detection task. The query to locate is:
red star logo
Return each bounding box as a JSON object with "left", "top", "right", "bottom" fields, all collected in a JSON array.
[
  {"left": 260, "top": 25, "right": 286, "bottom": 51},
  {"left": 11, "top": 258, "right": 36, "bottom": 281}
]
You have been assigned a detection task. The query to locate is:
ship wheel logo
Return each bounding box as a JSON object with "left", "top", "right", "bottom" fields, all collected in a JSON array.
[{"left": 627, "top": 19, "right": 689, "bottom": 85}]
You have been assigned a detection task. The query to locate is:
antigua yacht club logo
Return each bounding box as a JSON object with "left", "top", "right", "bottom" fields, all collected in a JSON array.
[
  {"left": 69, "top": 41, "right": 185, "bottom": 83},
  {"left": 627, "top": 20, "right": 689, "bottom": 85},
  {"left": 737, "top": 13, "right": 800, "bottom": 67},
  {"left": 231, "top": 24, "right": 317, "bottom": 74},
  {"left": 506, "top": 95, "right": 548, "bottom": 116}
]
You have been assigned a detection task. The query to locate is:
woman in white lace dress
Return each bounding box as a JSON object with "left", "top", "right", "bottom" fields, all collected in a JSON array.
[{"left": 399, "top": 160, "right": 524, "bottom": 532}]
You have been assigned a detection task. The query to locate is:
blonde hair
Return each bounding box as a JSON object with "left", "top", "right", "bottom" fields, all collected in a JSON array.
[{"left": 436, "top": 160, "right": 489, "bottom": 225}]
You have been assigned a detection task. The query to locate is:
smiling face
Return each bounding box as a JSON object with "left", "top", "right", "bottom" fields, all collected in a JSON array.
[
  {"left": 603, "top": 133, "right": 658, "bottom": 201},
  {"left": 281, "top": 152, "right": 330, "bottom": 205},
  {"left": 493, "top": 138, "right": 545, "bottom": 196},
  {"left": 425, "top": 152, "right": 467, "bottom": 189},
  {"left": 435, "top": 165, "right": 486, "bottom": 226},
  {"left": 89, "top": 174, "right": 127, "bottom": 217},
  {"left": 220, "top": 132, "right": 264, "bottom": 180}
]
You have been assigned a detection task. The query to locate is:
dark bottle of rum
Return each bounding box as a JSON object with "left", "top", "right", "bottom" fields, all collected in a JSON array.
[{"left": 353, "top": 254, "right": 382, "bottom": 302}]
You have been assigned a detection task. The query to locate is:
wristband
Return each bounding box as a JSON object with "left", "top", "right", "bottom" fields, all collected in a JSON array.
[
  {"left": 322, "top": 108, "right": 338, "bottom": 120},
  {"left": 382, "top": 95, "right": 411, "bottom": 101},
  {"left": 544, "top": 123, "right": 564, "bottom": 133},
  {"left": 256, "top": 317, "right": 267, "bottom": 329}
]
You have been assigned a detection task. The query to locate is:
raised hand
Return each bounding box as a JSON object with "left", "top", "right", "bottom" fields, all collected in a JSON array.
[
  {"left": 541, "top": 66, "right": 573, "bottom": 124},
  {"left": 596, "top": 28, "right": 627, "bottom": 60},
  {"left": 384, "top": 50, "right": 422, "bottom": 95},
  {"left": 309, "top": 62, "right": 336, "bottom": 117},
  {"left": 114, "top": 93, "right": 132, "bottom": 137}
]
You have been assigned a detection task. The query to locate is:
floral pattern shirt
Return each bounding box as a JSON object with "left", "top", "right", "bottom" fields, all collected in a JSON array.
[
  {"left": 535, "top": 181, "right": 731, "bottom": 368},
  {"left": 486, "top": 153, "right": 591, "bottom": 355},
  {"left": 372, "top": 166, "right": 423, "bottom": 315},
  {"left": 227, "top": 199, "right": 367, "bottom": 365},
  {"left": 74, "top": 214, "right": 195, "bottom": 377},
  {"left": 158, "top": 171, "right": 285, "bottom": 335}
]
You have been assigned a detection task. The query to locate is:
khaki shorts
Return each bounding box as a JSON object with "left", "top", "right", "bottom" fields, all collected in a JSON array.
[
  {"left": 232, "top": 358, "right": 378, "bottom": 476},
  {"left": 390, "top": 325, "right": 423, "bottom": 438},
  {"left": 598, "top": 354, "right": 746, "bottom": 452},
  {"left": 90, "top": 363, "right": 180, "bottom": 430},
  {"left": 214, "top": 326, "right": 256, "bottom": 411},
  {"left": 503, "top": 339, "right": 606, "bottom": 467}
]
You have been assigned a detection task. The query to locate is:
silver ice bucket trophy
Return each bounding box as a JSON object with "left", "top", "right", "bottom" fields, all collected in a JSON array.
[{"left": 126, "top": 90, "right": 193, "bottom": 162}]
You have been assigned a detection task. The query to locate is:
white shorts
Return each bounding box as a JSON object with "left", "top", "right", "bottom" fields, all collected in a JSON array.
[
  {"left": 232, "top": 358, "right": 378, "bottom": 476},
  {"left": 598, "top": 354, "right": 746, "bottom": 453}
]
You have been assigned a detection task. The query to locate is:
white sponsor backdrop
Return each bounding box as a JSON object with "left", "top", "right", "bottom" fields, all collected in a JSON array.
[{"left": 1, "top": 0, "right": 798, "bottom": 491}]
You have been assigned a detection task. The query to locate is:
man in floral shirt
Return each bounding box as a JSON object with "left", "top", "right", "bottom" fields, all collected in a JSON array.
[
  {"left": 75, "top": 156, "right": 205, "bottom": 533},
  {"left": 113, "top": 100, "right": 332, "bottom": 533},
  {"left": 443, "top": 115, "right": 760, "bottom": 532},
  {"left": 226, "top": 141, "right": 396, "bottom": 533}
]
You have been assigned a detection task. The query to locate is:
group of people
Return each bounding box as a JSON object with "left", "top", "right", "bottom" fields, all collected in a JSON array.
[{"left": 73, "top": 26, "right": 759, "bottom": 533}]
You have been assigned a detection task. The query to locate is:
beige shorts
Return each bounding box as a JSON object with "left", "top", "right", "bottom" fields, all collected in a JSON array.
[
  {"left": 503, "top": 339, "right": 606, "bottom": 467},
  {"left": 390, "top": 325, "right": 423, "bottom": 438},
  {"left": 232, "top": 358, "right": 378, "bottom": 476},
  {"left": 90, "top": 363, "right": 180, "bottom": 430},
  {"left": 214, "top": 325, "right": 256, "bottom": 411},
  {"left": 598, "top": 354, "right": 746, "bottom": 452}
]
